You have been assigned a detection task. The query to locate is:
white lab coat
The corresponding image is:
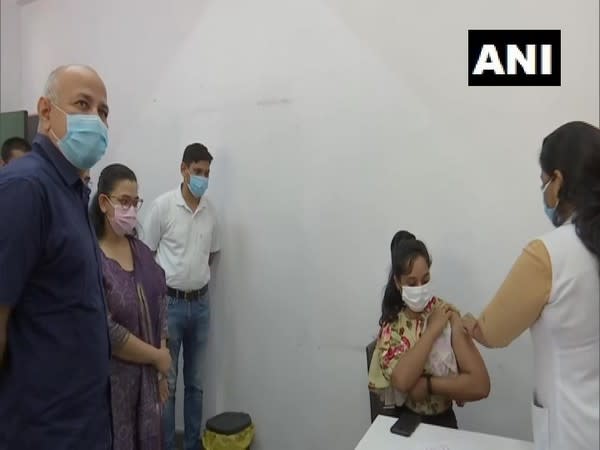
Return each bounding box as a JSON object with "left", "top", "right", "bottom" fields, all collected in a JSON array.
[{"left": 532, "top": 223, "right": 599, "bottom": 450}]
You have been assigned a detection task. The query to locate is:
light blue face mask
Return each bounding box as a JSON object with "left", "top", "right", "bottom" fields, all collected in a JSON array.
[
  {"left": 542, "top": 179, "right": 559, "bottom": 225},
  {"left": 51, "top": 104, "right": 108, "bottom": 170},
  {"left": 188, "top": 174, "right": 209, "bottom": 198}
]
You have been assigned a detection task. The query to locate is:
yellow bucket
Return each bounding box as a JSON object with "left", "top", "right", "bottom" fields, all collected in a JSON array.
[{"left": 202, "top": 412, "right": 255, "bottom": 450}]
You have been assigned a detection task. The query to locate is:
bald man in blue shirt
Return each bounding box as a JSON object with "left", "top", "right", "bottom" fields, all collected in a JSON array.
[{"left": 0, "top": 65, "right": 112, "bottom": 450}]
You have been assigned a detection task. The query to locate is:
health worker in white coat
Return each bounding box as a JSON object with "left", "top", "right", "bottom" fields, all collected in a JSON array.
[{"left": 463, "top": 121, "right": 600, "bottom": 450}]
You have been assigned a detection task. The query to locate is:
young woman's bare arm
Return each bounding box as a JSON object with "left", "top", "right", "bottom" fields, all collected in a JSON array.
[
  {"left": 429, "top": 313, "right": 490, "bottom": 401},
  {"left": 390, "top": 305, "right": 452, "bottom": 392}
]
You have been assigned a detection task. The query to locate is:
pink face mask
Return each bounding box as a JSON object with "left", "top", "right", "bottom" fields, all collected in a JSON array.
[{"left": 108, "top": 203, "right": 137, "bottom": 236}]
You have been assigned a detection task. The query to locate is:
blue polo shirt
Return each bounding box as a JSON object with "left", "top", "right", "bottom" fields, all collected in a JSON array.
[{"left": 0, "top": 135, "right": 112, "bottom": 450}]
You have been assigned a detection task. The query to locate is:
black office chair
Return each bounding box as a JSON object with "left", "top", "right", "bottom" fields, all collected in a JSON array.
[{"left": 366, "top": 339, "right": 401, "bottom": 422}]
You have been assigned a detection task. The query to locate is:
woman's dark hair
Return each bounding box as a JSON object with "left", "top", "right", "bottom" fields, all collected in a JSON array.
[
  {"left": 540, "top": 121, "right": 600, "bottom": 261},
  {"left": 89, "top": 163, "right": 137, "bottom": 238},
  {"left": 379, "top": 231, "right": 432, "bottom": 325}
]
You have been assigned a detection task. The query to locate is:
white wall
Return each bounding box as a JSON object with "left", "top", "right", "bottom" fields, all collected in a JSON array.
[
  {"left": 14, "top": 0, "right": 600, "bottom": 449},
  {"left": 0, "top": 0, "right": 23, "bottom": 112}
]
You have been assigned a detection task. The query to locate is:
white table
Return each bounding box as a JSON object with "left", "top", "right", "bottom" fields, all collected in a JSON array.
[{"left": 355, "top": 415, "right": 534, "bottom": 450}]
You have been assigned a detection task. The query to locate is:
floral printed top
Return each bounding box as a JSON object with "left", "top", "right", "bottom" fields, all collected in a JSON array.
[{"left": 368, "top": 297, "right": 453, "bottom": 415}]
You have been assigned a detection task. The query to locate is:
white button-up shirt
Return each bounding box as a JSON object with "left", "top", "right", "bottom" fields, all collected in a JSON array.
[{"left": 141, "top": 186, "right": 220, "bottom": 291}]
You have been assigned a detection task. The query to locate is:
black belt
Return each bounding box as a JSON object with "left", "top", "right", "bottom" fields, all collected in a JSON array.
[{"left": 167, "top": 284, "right": 208, "bottom": 301}]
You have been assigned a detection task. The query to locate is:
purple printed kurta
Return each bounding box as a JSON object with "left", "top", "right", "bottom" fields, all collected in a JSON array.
[{"left": 102, "top": 238, "right": 167, "bottom": 450}]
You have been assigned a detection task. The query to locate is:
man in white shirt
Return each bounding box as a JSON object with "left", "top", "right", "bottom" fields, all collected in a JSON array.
[{"left": 141, "top": 143, "right": 220, "bottom": 450}]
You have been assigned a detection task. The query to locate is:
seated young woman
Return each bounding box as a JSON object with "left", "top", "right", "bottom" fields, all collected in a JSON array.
[{"left": 368, "top": 231, "right": 490, "bottom": 428}]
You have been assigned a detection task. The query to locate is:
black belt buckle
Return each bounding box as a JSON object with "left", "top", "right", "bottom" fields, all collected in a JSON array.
[
  {"left": 168, "top": 285, "right": 208, "bottom": 301},
  {"left": 183, "top": 290, "right": 198, "bottom": 301}
]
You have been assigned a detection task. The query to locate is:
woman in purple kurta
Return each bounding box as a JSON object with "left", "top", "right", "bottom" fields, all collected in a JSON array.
[{"left": 90, "top": 164, "right": 171, "bottom": 450}]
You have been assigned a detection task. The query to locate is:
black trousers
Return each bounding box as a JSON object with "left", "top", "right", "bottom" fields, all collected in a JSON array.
[{"left": 396, "top": 405, "right": 459, "bottom": 429}]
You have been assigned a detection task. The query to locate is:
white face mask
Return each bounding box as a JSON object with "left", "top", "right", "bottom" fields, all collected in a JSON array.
[{"left": 402, "top": 282, "right": 433, "bottom": 312}]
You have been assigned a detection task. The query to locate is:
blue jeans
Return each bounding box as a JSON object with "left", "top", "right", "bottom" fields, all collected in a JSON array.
[{"left": 163, "top": 293, "right": 210, "bottom": 450}]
